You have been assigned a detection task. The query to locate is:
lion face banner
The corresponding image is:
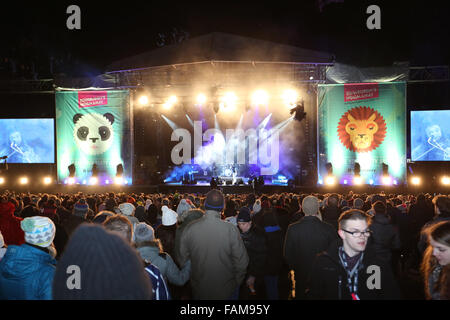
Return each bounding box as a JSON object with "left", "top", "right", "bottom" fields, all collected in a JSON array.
[
  {"left": 318, "top": 82, "right": 406, "bottom": 185},
  {"left": 55, "top": 90, "right": 133, "bottom": 184}
]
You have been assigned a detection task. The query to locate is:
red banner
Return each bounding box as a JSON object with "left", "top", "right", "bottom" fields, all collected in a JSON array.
[
  {"left": 344, "top": 83, "right": 379, "bottom": 102},
  {"left": 78, "top": 91, "right": 108, "bottom": 108}
]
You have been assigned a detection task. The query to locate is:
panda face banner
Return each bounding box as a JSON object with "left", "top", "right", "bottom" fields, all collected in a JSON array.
[
  {"left": 318, "top": 82, "right": 406, "bottom": 186},
  {"left": 55, "top": 90, "right": 132, "bottom": 184}
]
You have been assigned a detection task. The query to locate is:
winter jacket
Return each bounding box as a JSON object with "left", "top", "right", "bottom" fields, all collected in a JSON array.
[
  {"left": 179, "top": 210, "right": 249, "bottom": 299},
  {"left": 284, "top": 216, "right": 337, "bottom": 298},
  {"left": 0, "top": 202, "right": 24, "bottom": 246},
  {"left": 307, "top": 241, "right": 401, "bottom": 300},
  {"left": 240, "top": 225, "right": 267, "bottom": 278},
  {"left": 173, "top": 210, "right": 203, "bottom": 265},
  {"left": 0, "top": 244, "right": 56, "bottom": 299},
  {"left": 321, "top": 205, "right": 341, "bottom": 230},
  {"left": 259, "top": 209, "right": 284, "bottom": 276},
  {"left": 137, "top": 242, "right": 191, "bottom": 286},
  {"left": 369, "top": 213, "right": 401, "bottom": 263}
]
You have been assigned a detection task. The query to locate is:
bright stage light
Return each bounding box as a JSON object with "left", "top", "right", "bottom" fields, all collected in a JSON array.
[
  {"left": 114, "top": 177, "right": 124, "bottom": 185},
  {"left": 19, "top": 177, "right": 29, "bottom": 185},
  {"left": 138, "top": 95, "right": 149, "bottom": 106},
  {"left": 220, "top": 92, "right": 237, "bottom": 111},
  {"left": 382, "top": 175, "right": 392, "bottom": 185},
  {"left": 43, "top": 177, "right": 52, "bottom": 185},
  {"left": 68, "top": 177, "right": 75, "bottom": 185},
  {"left": 163, "top": 95, "right": 177, "bottom": 109},
  {"left": 411, "top": 176, "right": 421, "bottom": 186},
  {"left": 354, "top": 176, "right": 363, "bottom": 185},
  {"left": 0, "top": 177, "right": 4, "bottom": 184},
  {"left": 251, "top": 90, "right": 269, "bottom": 106},
  {"left": 196, "top": 93, "right": 207, "bottom": 104},
  {"left": 89, "top": 177, "right": 98, "bottom": 185},
  {"left": 325, "top": 175, "right": 336, "bottom": 186},
  {"left": 282, "top": 89, "right": 298, "bottom": 108},
  {"left": 442, "top": 176, "right": 450, "bottom": 186}
]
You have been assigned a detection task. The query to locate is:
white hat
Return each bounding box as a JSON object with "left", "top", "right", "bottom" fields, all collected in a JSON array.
[
  {"left": 20, "top": 216, "right": 56, "bottom": 248},
  {"left": 119, "top": 203, "right": 135, "bottom": 216},
  {"left": 161, "top": 205, "right": 178, "bottom": 226},
  {"left": 0, "top": 231, "right": 4, "bottom": 247}
]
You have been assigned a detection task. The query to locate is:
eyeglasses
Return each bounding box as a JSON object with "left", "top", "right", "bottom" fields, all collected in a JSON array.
[{"left": 341, "top": 229, "right": 372, "bottom": 237}]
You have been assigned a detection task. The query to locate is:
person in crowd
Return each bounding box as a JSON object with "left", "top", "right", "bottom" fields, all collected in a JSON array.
[
  {"left": 155, "top": 204, "right": 178, "bottom": 257},
  {"left": 0, "top": 216, "right": 56, "bottom": 299},
  {"left": 92, "top": 210, "right": 115, "bottom": 224},
  {"left": 307, "top": 209, "right": 401, "bottom": 299},
  {"left": 0, "top": 231, "right": 7, "bottom": 261},
  {"left": 369, "top": 201, "right": 401, "bottom": 266},
  {"left": 52, "top": 224, "right": 153, "bottom": 300},
  {"left": 284, "top": 195, "right": 338, "bottom": 299},
  {"left": 173, "top": 209, "right": 204, "bottom": 266},
  {"left": 418, "top": 195, "right": 450, "bottom": 255},
  {"left": 0, "top": 195, "right": 24, "bottom": 245},
  {"left": 118, "top": 202, "right": 139, "bottom": 227},
  {"left": 178, "top": 189, "right": 248, "bottom": 299},
  {"left": 321, "top": 194, "right": 341, "bottom": 230},
  {"left": 103, "top": 214, "right": 133, "bottom": 243},
  {"left": 134, "top": 222, "right": 191, "bottom": 288},
  {"left": 353, "top": 198, "right": 364, "bottom": 210},
  {"left": 236, "top": 207, "right": 267, "bottom": 299},
  {"left": 257, "top": 199, "right": 285, "bottom": 300},
  {"left": 421, "top": 221, "right": 450, "bottom": 300},
  {"left": 176, "top": 198, "right": 193, "bottom": 217},
  {"left": 63, "top": 198, "right": 90, "bottom": 237}
]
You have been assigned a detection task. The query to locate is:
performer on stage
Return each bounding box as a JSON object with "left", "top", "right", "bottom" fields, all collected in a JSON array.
[{"left": 412, "top": 124, "right": 450, "bottom": 161}]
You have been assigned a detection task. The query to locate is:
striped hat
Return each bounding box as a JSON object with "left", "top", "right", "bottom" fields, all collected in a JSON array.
[{"left": 20, "top": 216, "right": 56, "bottom": 248}]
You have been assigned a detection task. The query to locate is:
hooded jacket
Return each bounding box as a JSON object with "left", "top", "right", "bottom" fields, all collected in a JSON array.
[
  {"left": 0, "top": 244, "right": 56, "bottom": 299},
  {"left": 0, "top": 201, "right": 24, "bottom": 246},
  {"left": 179, "top": 210, "right": 249, "bottom": 299},
  {"left": 307, "top": 241, "right": 401, "bottom": 300}
]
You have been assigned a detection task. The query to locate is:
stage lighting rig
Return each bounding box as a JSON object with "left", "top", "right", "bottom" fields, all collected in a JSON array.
[{"left": 290, "top": 100, "right": 306, "bottom": 122}]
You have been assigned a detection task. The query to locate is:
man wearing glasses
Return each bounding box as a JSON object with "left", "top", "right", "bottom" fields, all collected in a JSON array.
[{"left": 306, "top": 210, "right": 401, "bottom": 299}]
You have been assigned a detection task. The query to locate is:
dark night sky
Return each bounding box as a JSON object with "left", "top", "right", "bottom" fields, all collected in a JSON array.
[{"left": 1, "top": 0, "right": 449, "bottom": 75}]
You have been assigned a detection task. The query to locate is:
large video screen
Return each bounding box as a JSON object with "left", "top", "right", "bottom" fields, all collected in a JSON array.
[
  {"left": 411, "top": 110, "right": 450, "bottom": 161},
  {"left": 0, "top": 119, "right": 55, "bottom": 163}
]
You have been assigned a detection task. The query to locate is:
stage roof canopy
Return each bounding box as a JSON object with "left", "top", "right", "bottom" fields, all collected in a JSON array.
[{"left": 106, "top": 32, "right": 335, "bottom": 72}]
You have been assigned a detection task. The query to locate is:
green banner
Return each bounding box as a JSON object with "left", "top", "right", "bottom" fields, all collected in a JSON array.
[
  {"left": 318, "top": 82, "right": 406, "bottom": 185},
  {"left": 55, "top": 90, "right": 132, "bottom": 184}
]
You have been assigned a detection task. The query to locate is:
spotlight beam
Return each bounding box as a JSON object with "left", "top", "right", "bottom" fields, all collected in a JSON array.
[{"left": 161, "top": 115, "right": 179, "bottom": 131}]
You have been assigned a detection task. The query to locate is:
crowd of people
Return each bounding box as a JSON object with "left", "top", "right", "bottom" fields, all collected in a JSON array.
[{"left": 0, "top": 188, "right": 449, "bottom": 300}]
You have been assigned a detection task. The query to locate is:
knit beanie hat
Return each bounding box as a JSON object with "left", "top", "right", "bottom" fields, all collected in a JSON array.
[
  {"left": 176, "top": 199, "right": 192, "bottom": 216},
  {"left": 237, "top": 207, "right": 251, "bottom": 223},
  {"left": 204, "top": 189, "right": 224, "bottom": 211},
  {"left": 302, "top": 196, "right": 320, "bottom": 216},
  {"left": 134, "top": 223, "right": 154, "bottom": 244},
  {"left": 52, "top": 224, "right": 153, "bottom": 300},
  {"left": 161, "top": 206, "right": 178, "bottom": 226},
  {"left": 253, "top": 199, "right": 262, "bottom": 214},
  {"left": 20, "top": 216, "right": 56, "bottom": 248},
  {"left": 119, "top": 202, "right": 135, "bottom": 216},
  {"left": 73, "top": 199, "right": 89, "bottom": 218}
]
